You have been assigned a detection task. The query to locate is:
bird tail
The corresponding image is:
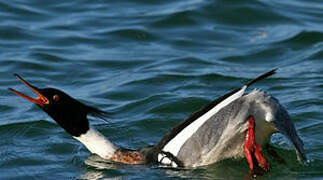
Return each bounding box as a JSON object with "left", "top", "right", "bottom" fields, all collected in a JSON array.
[{"left": 245, "top": 68, "right": 277, "bottom": 87}]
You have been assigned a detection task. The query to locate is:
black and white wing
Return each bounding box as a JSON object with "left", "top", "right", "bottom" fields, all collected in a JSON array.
[{"left": 155, "top": 69, "right": 277, "bottom": 166}]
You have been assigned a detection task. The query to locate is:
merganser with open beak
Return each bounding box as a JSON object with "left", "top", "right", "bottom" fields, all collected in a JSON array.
[{"left": 9, "top": 69, "right": 306, "bottom": 175}]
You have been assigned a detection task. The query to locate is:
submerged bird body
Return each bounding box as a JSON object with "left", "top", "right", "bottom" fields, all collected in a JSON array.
[
  {"left": 161, "top": 90, "right": 279, "bottom": 167},
  {"left": 147, "top": 90, "right": 282, "bottom": 168},
  {"left": 9, "top": 69, "right": 306, "bottom": 174}
]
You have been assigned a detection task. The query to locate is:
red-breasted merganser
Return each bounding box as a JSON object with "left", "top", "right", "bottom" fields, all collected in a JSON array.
[{"left": 9, "top": 69, "right": 306, "bottom": 175}]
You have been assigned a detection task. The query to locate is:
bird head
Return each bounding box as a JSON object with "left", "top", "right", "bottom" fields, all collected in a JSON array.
[
  {"left": 9, "top": 74, "right": 106, "bottom": 137},
  {"left": 248, "top": 90, "right": 307, "bottom": 163}
]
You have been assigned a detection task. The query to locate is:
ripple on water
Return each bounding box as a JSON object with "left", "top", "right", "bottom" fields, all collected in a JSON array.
[
  {"left": 279, "top": 31, "right": 323, "bottom": 49},
  {"left": 30, "top": 52, "right": 68, "bottom": 63},
  {"left": 221, "top": 47, "right": 286, "bottom": 64},
  {"left": 198, "top": 0, "right": 293, "bottom": 26},
  {"left": 0, "top": 1, "right": 47, "bottom": 18},
  {"left": 102, "top": 28, "right": 157, "bottom": 42},
  {"left": 0, "top": 26, "right": 35, "bottom": 41},
  {"left": 150, "top": 10, "right": 199, "bottom": 28}
]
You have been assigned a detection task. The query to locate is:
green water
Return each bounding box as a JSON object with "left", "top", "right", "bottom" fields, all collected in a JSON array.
[{"left": 0, "top": 0, "right": 323, "bottom": 179}]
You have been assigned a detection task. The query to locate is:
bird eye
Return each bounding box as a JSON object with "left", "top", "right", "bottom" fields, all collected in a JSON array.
[{"left": 53, "top": 95, "right": 59, "bottom": 102}]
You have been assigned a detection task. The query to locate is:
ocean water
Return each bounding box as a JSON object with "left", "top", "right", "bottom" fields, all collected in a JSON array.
[{"left": 0, "top": 0, "right": 323, "bottom": 179}]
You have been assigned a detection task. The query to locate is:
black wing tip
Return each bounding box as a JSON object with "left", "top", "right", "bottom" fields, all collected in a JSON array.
[
  {"left": 266, "top": 68, "right": 278, "bottom": 76},
  {"left": 245, "top": 68, "right": 278, "bottom": 87}
]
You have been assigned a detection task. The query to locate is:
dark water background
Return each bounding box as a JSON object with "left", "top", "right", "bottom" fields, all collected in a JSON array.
[{"left": 1, "top": 0, "right": 323, "bottom": 179}]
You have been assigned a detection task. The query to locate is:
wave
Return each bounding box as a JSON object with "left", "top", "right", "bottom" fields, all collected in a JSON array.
[{"left": 279, "top": 31, "right": 323, "bottom": 47}]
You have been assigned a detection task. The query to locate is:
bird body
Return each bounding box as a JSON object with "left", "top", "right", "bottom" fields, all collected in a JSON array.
[
  {"left": 168, "top": 90, "right": 278, "bottom": 167},
  {"left": 148, "top": 90, "right": 274, "bottom": 167},
  {"left": 9, "top": 69, "right": 306, "bottom": 175}
]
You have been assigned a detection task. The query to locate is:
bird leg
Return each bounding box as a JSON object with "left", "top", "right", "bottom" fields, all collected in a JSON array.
[{"left": 244, "top": 116, "right": 269, "bottom": 174}]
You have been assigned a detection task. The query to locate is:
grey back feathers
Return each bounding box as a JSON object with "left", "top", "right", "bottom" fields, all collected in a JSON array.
[{"left": 175, "top": 90, "right": 285, "bottom": 166}]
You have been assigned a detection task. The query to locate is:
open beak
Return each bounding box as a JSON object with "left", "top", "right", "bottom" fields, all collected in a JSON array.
[{"left": 9, "top": 74, "right": 49, "bottom": 106}]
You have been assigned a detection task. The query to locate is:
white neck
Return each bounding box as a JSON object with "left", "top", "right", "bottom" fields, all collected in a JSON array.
[{"left": 74, "top": 127, "right": 118, "bottom": 159}]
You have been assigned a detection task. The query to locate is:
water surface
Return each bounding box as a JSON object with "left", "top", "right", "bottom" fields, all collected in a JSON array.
[{"left": 0, "top": 0, "right": 323, "bottom": 179}]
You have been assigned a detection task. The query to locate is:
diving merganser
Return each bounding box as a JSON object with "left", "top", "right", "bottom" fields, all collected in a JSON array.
[{"left": 9, "top": 69, "right": 306, "bottom": 175}]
